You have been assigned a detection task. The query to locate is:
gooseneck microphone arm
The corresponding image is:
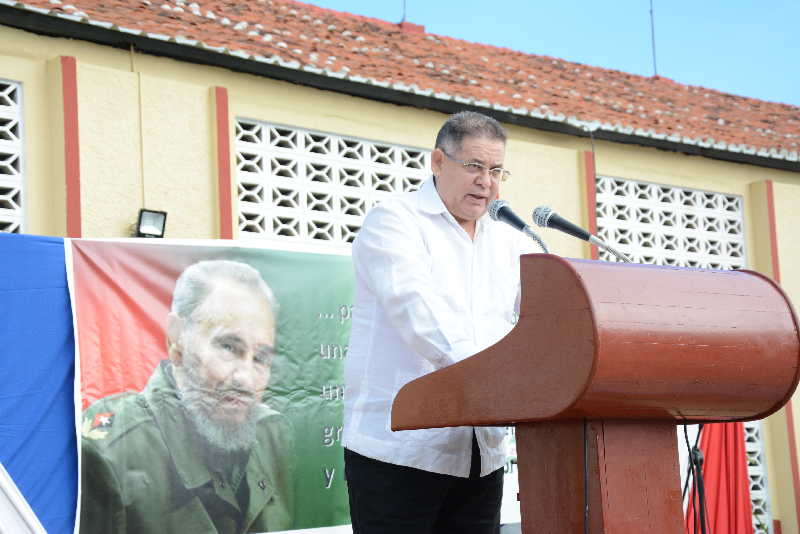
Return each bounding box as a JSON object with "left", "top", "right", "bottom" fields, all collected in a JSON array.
[
  {"left": 521, "top": 227, "right": 549, "bottom": 254},
  {"left": 488, "top": 200, "right": 548, "bottom": 253},
  {"left": 532, "top": 206, "right": 631, "bottom": 263}
]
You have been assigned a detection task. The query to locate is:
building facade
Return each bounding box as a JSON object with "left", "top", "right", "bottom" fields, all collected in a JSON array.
[{"left": 1, "top": 0, "right": 799, "bottom": 531}]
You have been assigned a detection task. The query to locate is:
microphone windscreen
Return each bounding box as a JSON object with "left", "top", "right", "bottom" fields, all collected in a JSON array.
[
  {"left": 532, "top": 206, "right": 553, "bottom": 228},
  {"left": 488, "top": 199, "right": 507, "bottom": 221}
]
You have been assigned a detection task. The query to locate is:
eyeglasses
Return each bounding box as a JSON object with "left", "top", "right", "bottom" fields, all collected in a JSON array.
[{"left": 441, "top": 150, "right": 511, "bottom": 182}]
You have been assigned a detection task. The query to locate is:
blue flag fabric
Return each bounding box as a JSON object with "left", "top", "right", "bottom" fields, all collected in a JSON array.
[{"left": 0, "top": 233, "right": 77, "bottom": 533}]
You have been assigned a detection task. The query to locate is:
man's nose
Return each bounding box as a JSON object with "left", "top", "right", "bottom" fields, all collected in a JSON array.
[
  {"left": 230, "top": 358, "right": 259, "bottom": 391},
  {"left": 474, "top": 171, "right": 492, "bottom": 187}
]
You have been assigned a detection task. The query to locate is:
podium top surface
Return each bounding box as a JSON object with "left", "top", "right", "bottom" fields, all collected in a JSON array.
[{"left": 392, "top": 255, "right": 800, "bottom": 430}]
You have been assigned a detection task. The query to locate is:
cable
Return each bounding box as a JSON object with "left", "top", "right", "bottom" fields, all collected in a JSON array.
[
  {"left": 682, "top": 425, "right": 701, "bottom": 499},
  {"left": 682, "top": 425, "right": 692, "bottom": 499},
  {"left": 649, "top": 0, "right": 658, "bottom": 77},
  {"left": 130, "top": 44, "right": 147, "bottom": 211},
  {"left": 682, "top": 425, "right": 698, "bottom": 534},
  {"left": 683, "top": 424, "right": 711, "bottom": 534},
  {"left": 694, "top": 443, "right": 709, "bottom": 534},
  {"left": 695, "top": 425, "right": 711, "bottom": 534}
]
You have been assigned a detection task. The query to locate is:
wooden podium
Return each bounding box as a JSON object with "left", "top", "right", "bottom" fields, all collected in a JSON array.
[{"left": 392, "top": 255, "right": 800, "bottom": 533}]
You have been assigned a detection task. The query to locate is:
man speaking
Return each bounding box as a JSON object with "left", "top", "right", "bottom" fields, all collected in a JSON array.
[{"left": 343, "top": 111, "right": 539, "bottom": 533}]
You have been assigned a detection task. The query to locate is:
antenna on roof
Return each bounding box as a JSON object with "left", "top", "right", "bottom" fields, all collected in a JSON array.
[
  {"left": 400, "top": 0, "right": 407, "bottom": 23},
  {"left": 649, "top": 0, "right": 659, "bottom": 76}
]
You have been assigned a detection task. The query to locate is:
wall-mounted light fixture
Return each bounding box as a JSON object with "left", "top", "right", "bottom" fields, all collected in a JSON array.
[{"left": 135, "top": 209, "right": 167, "bottom": 238}]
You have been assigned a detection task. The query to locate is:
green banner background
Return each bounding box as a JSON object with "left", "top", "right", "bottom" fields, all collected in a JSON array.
[{"left": 72, "top": 241, "right": 354, "bottom": 531}]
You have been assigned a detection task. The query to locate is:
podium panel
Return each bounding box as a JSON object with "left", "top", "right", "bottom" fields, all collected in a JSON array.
[
  {"left": 392, "top": 256, "right": 800, "bottom": 534},
  {"left": 393, "top": 256, "right": 800, "bottom": 430}
]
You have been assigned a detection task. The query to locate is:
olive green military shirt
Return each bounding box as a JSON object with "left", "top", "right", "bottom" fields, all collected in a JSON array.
[{"left": 79, "top": 361, "right": 295, "bottom": 534}]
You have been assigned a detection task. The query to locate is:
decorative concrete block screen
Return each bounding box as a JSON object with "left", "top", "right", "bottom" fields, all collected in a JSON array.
[
  {"left": 744, "top": 422, "right": 773, "bottom": 533},
  {"left": 235, "top": 119, "right": 430, "bottom": 247},
  {"left": 596, "top": 174, "right": 771, "bottom": 533},
  {"left": 595, "top": 175, "right": 745, "bottom": 269},
  {"left": 0, "top": 80, "right": 23, "bottom": 234}
]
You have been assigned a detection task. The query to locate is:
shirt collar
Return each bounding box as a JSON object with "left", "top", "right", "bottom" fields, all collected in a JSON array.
[
  {"left": 419, "top": 176, "right": 491, "bottom": 235},
  {"left": 418, "top": 176, "right": 448, "bottom": 215}
]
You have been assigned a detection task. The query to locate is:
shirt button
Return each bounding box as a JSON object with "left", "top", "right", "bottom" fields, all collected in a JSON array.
[{"left": 258, "top": 480, "right": 267, "bottom": 490}]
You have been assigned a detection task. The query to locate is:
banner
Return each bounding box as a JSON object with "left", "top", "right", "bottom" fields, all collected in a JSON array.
[{"left": 69, "top": 240, "right": 353, "bottom": 533}]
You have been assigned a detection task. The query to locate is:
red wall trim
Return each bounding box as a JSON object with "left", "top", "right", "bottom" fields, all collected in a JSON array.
[
  {"left": 214, "top": 86, "right": 233, "bottom": 239},
  {"left": 583, "top": 150, "right": 598, "bottom": 260},
  {"left": 767, "top": 179, "right": 800, "bottom": 525},
  {"left": 61, "top": 56, "right": 81, "bottom": 238}
]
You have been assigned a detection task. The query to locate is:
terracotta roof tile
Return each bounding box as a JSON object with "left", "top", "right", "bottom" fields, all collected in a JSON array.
[{"left": 8, "top": 0, "right": 800, "bottom": 161}]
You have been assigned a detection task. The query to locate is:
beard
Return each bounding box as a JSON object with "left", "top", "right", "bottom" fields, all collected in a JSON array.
[{"left": 177, "top": 357, "right": 260, "bottom": 453}]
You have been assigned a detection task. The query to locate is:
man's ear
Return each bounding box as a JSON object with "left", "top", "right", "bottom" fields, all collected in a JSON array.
[
  {"left": 431, "top": 148, "right": 444, "bottom": 178},
  {"left": 166, "top": 312, "right": 184, "bottom": 366}
]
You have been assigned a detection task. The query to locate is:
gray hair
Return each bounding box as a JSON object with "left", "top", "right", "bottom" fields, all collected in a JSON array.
[
  {"left": 434, "top": 111, "right": 507, "bottom": 154},
  {"left": 171, "top": 260, "right": 278, "bottom": 323}
]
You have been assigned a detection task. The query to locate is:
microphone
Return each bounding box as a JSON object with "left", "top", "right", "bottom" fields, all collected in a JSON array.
[
  {"left": 532, "top": 205, "right": 630, "bottom": 263},
  {"left": 488, "top": 200, "right": 548, "bottom": 253},
  {"left": 532, "top": 206, "right": 591, "bottom": 242}
]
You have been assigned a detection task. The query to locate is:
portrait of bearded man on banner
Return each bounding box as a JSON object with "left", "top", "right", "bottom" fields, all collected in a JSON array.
[{"left": 79, "top": 260, "right": 295, "bottom": 534}]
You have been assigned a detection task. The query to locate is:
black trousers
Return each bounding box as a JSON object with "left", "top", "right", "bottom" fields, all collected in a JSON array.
[{"left": 344, "top": 433, "right": 503, "bottom": 534}]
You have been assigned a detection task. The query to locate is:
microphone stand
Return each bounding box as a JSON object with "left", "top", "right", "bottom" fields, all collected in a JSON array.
[
  {"left": 488, "top": 199, "right": 549, "bottom": 253},
  {"left": 523, "top": 227, "right": 549, "bottom": 254},
  {"left": 588, "top": 236, "right": 631, "bottom": 263},
  {"left": 531, "top": 206, "right": 629, "bottom": 262}
]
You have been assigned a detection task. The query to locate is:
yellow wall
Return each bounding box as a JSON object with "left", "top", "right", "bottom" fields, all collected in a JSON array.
[
  {"left": 773, "top": 181, "right": 800, "bottom": 317},
  {"left": 3, "top": 22, "right": 800, "bottom": 530},
  {"left": 76, "top": 63, "right": 142, "bottom": 236},
  {"left": 76, "top": 60, "right": 216, "bottom": 237},
  {"left": 0, "top": 48, "right": 66, "bottom": 235},
  {"left": 503, "top": 140, "right": 583, "bottom": 258},
  {"left": 139, "top": 75, "right": 215, "bottom": 238},
  {"left": 748, "top": 180, "right": 800, "bottom": 532},
  {"left": 771, "top": 182, "right": 800, "bottom": 533}
]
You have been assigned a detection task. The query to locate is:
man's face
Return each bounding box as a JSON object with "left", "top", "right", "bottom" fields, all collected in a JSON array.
[
  {"left": 172, "top": 280, "right": 275, "bottom": 449},
  {"left": 431, "top": 135, "right": 505, "bottom": 228}
]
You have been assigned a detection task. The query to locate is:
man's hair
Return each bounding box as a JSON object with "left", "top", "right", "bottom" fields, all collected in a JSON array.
[
  {"left": 434, "top": 111, "right": 507, "bottom": 154},
  {"left": 171, "top": 260, "right": 278, "bottom": 324}
]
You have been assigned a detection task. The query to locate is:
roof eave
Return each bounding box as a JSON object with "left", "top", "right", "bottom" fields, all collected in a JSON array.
[{"left": 2, "top": 4, "right": 797, "bottom": 173}]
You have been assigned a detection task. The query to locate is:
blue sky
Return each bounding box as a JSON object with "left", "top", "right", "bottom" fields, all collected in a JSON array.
[{"left": 303, "top": 0, "right": 800, "bottom": 107}]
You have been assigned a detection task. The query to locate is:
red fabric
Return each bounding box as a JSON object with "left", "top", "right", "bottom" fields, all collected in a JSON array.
[
  {"left": 72, "top": 241, "right": 198, "bottom": 408},
  {"left": 685, "top": 422, "right": 754, "bottom": 534}
]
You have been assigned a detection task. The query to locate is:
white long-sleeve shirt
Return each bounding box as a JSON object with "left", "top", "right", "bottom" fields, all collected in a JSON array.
[{"left": 342, "top": 177, "right": 539, "bottom": 477}]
